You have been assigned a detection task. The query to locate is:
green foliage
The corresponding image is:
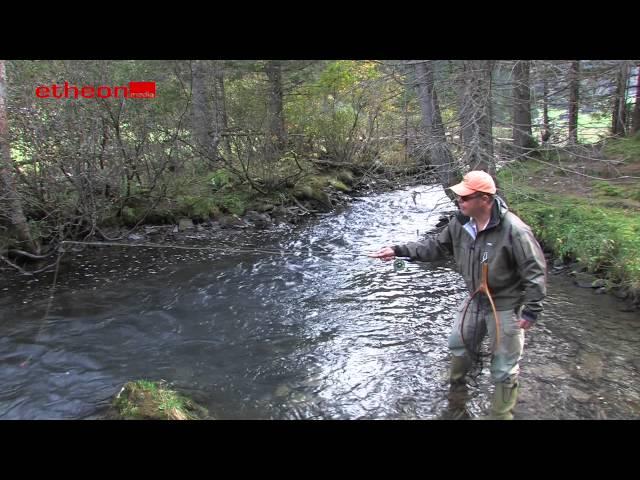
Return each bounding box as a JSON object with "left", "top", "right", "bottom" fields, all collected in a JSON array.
[
  {"left": 592, "top": 180, "right": 624, "bottom": 197},
  {"left": 207, "top": 168, "right": 234, "bottom": 191},
  {"left": 603, "top": 135, "right": 640, "bottom": 162},
  {"left": 213, "top": 190, "right": 251, "bottom": 216},
  {"left": 176, "top": 195, "right": 220, "bottom": 220},
  {"left": 113, "top": 380, "right": 202, "bottom": 420},
  {"left": 498, "top": 163, "right": 640, "bottom": 291}
]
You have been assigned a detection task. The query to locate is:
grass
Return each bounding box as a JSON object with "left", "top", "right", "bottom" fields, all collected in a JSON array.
[
  {"left": 509, "top": 197, "right": 640, "bottom": 289},
  {"left": 602, "top": 132, "right": 640, "bottom": 162},
  {"left": 113, "top": 379, "right": 205, "bottom": 420},
  {"left": 497, "top": 153, "right": 640, "bottom": 291}
]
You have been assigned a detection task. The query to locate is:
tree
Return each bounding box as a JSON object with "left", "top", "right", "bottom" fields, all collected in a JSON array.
[
  {"left": 541, "top": 73, "right": 551, "bottom": 143},
  {"left": 190, "top": 59, "right": 214, "bottom": 158},
  {"left": 458, "top": 60, "right": 495, "bottom": 174},
  {"left": 633, "top": 64, "right": 640, "bottom": 136},
  {"left": 264, "top": 60, "right": 286, "bottom": 159},
  {"left": 512, "top": 60, "right": 535, "bottom": 152},
  {"left": 611, "top": 61, "right": 630, "bottom": 136},
  {"left": 0, "top": 60, "right": 39, "bottom": 254},
  {"left": 213, "top": 61, "right": 231, "bottom": 157},
  {"left": 568, "top": 60, "right": 580, "bottom": 144},
  {"left": 412, "top": 60, "right": 455, "bottom": 189}
]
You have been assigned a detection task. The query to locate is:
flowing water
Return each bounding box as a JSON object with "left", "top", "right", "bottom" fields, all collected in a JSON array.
[{"left": 1, "top": 185, "right": 639, "bottom": 419}]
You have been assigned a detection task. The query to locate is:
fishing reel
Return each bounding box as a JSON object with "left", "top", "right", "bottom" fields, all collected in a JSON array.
[{"left": 393, "top": 258, "right": 406, "bottom": 271}]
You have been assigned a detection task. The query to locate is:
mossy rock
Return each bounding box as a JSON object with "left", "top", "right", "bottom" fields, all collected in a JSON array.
[
  {"left": 293, "top": 184, "right": 331, "bottom": 206},
  {"left": 329, "top": 178, "right": 351, "bottom": 192},
  {"left": 336, "top": 169, "right": 355, "bottom": 185},
  {"left": 109, "top": 380, "right": 210, "bottom": 420}
]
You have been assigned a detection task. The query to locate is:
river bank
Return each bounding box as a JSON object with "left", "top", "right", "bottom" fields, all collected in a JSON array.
[{"left": 496, "top": 136, "right": 640, "bottom": 312}]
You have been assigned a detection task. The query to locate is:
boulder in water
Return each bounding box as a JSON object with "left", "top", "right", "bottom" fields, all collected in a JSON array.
[
  {"left": 245, "top": 210, "right": 272, "bottom": 229},
  {"left": 572, "top": 272, "right": 597, "bottom": 288},
  {"left": 178, "top": 218, "right": 194, "bottom": 232},
  {"left": 219, "top": 214, "right": 246, "bottom": 229}
]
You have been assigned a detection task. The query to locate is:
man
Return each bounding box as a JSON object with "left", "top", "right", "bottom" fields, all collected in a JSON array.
[{"left": 369, "top": 170, "right": 547, "bottom": 419}]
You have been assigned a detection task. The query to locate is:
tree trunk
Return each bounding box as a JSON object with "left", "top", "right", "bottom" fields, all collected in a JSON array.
[
  {"left": 612, "top": 61, "right": 630, "bottom": 136},
  {"left": 0, "top": 60, "right": 39, "bottom": 254},
  {"left": 512, "top": 60, "right": 535, "bottom": 153},
  {"left": 632, "top": 64, "right": 640, "bottom": 136},
  {"left": 541, "top": 75, "right": 551, "bottom": 143},
  {"left": 568, "top": 60, "right": 580, "bottom": 144},
  {"left": 413, "top": 60, "right": 456, "bottom": 189},
  {"left": 213, "top": 61, "right": 231, "bottom": 157},
  {"left": 190, "top": 60, "right": 213, "bottom": 157},
  {"left": 403, "top": 88, "right": 409, "bottom": 163},
  {"left": 264, "top": 60, "right": 286, "bottom": 159},
  {"left": 459, "top": 60, "right": 495, "bottom": 174}
]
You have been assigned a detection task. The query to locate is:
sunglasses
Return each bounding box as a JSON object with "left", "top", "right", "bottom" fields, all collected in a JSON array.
[{"left": 456, "top": 192, "right": 486, "bottom": 202}]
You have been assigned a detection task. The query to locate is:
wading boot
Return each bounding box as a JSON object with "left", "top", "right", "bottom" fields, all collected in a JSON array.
[
  {"left": 440, "top": 355, "right": 473, "bottom": 420},
  {"left": 489, "top": 380, "right": 519, "bottom": 420}
]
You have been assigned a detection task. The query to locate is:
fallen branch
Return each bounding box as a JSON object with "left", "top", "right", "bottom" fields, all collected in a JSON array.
[
  {"left": 287, "top": 195, "right": 319, "bottom": 214},
  {"left": 8, "top": 248, "right": 56, "bottom": 261},
  {"left": 0, "top": 254, "right": 58, "bottom": 276}
]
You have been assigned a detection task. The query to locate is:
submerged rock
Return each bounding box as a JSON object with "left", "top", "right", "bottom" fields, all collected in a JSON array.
[
  {"left": 245, "top": 210, "right": 272, "bottom": 229},
  {"left": 219, "top": 214, "right": 246, "bottom": 229},
  {"left": 572, "top": 272, "right": 597, "bottom": 288},
  {"left": 178, "top": 218, "right": 194, "bottom": 232}
]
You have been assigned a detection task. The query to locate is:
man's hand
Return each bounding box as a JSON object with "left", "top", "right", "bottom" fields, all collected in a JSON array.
[
  {"left": 368, "top": 246, "right": 396, "bottom": 261},
  {"left": 519, "top": 319, "right": 534, "bottom": 330}
]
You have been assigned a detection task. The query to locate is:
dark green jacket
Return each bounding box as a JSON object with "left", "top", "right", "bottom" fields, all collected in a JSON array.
[{"left": 393, "top": 195, "right": 547, "bottom": 322}]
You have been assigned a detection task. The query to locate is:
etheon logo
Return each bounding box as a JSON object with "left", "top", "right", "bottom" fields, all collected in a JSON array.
[{"left": 35, "top": 81, "right": 156, "bottom": 99}]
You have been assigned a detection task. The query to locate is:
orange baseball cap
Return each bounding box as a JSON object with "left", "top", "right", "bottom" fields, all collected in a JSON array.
[{"left": 448, "top": 170, "right": 496, "bottom": 196}]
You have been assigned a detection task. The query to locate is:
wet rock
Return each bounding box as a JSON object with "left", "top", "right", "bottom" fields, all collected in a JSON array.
[
  {"left": 245, "top": 210, "right": 272, "bottom": 230},
  {"left": 617, "top": 302, "right": 637, "bottom": 313},
  {"left": 219, "top": 215, "right": 246, "bottom": 229},
  {"left": 595, "top": 287, "right": 607, "bottom": 294},
  {"left": 591, "top": 279, "right": 606, "bottom": 288},
  {"left": 577, "top": 351, "right": 604, "bottom": 379},
  {"left": 553, "top": 258, "right": 565, "bottom": 268},
  {"left": 572, "top": 272, "right": 597, "bottom": 288},
  {"left": 178, "top": 218, "right": 194, "bottom": 232},
  {"left": 552, "top": 265, "right": 568, "bottom": 274},
  {"left": 128, "top": 233, "right": 144, "bottom": 241},
  {"left": 255, "top": 202, "right": 275, "bottom": 213},
  {"left": 537, "top": 364, "right": 566, "bottom": 379},
  {"left": 566, "top": 387, "right": 591, "bottom": 403},
  {"left": 145, "top": 227, "right": 163, "bottom": 239},
  {"left": 569, "top": 263, "right": 588, "bottom": 274},
  {"left": 270, "top": 206, "right": 288, "bottom": 220},
  {"left": 611, "top": 287, "right": 628, "bottom": 300},
  {"left": 274, "top": 384, "right": 291, "bottom": 398}
]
